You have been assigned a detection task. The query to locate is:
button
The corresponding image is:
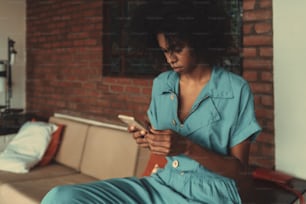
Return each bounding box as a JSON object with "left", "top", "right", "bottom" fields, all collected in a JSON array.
[
  {"left": 172, "top": 160, "right": 179, "bottom": 168},
  {"left": 170, "top": 94, "right": 175, "bottom": 100},
  {"left": 172, "top": 120, "right": 177, "bottom": 126},
  {"left": 180, "top": 172, "right": 185, "bottom": 176},
  {"left": 180, "top": 124, "right": 184, "bottom": 128}
]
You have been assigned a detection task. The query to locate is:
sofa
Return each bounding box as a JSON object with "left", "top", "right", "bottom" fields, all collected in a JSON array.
[{"left": 0, "top": 114, "right": 151, "bottom": 204}]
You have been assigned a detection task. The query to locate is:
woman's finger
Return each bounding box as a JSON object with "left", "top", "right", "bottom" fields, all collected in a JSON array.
[
  {"left": 132, "top": 130, "right": 147, "bottom": 139},
  {"left": 145, "top": 132, "right": 170, "bottom": 143},
  {"left": 149, "top": 128, "right": 172, "bottom": 135},
  {"left": 146, "top": 137, "right": 170, "bottom": 148},
  {"left": 136, "top": 137, "right": 148, "bottom": 144},
  {"left": 149, "top": 145, "right": 170, "bottom": 155}
]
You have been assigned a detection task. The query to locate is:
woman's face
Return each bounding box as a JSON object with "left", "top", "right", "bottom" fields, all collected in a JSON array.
[{"left": 157, "top": 33, "right": 197, "bottom": 74}]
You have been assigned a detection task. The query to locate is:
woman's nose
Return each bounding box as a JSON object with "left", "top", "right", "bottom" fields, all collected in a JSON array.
[{"left": 165, "top": 52, "right": 177, "bottom": 64}]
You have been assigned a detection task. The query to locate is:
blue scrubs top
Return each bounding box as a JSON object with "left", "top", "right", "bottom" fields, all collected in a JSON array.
[{"left": 146, "top": 67, "right": 262, "bottom": 203}]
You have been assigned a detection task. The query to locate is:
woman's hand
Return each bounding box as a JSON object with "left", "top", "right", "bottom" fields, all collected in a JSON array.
[
  {"left": 128, "top": 126, "right": 149, "bottom": 148},
  {"left": 145, "top": 128, "right": 190, "bottom": 156}
]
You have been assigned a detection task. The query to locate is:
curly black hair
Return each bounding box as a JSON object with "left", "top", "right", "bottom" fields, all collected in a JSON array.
[{"left": 128, "top": 0, "right": 234, "bottom": 68}]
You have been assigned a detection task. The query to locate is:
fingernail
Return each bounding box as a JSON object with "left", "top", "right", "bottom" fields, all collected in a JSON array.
[{"left": 140, "top": 130, "right": 146, "bottom": 135}]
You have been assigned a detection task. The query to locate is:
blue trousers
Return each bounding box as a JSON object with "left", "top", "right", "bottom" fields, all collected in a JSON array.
[{"left": 41, "top": 168, "right": 241, "bottom": 204}]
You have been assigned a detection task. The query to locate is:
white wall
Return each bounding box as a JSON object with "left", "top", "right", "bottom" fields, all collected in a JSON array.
[
  {"left": 274, "top": 1, "right": 306, "bottom": 179},
  {"left": 0, "top": 0, "right": 26, "bottom": 109}
]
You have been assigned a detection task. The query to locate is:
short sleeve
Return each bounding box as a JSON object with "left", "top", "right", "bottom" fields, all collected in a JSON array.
[{"left": 229, "top": 83, "right": 262, "bottom": 148}]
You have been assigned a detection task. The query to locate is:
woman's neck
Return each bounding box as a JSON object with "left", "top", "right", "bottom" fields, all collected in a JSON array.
[{"left": 180, "top": 65, "right": 212, "bottom": 85}]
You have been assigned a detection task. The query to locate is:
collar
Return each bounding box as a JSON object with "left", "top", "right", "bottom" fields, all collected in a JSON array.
[
  {"left": 162, "top": 66, "right": 234, "bottom": 99},
  {"left": 206, "top": 66, "right": 234, "bottom": 98}
]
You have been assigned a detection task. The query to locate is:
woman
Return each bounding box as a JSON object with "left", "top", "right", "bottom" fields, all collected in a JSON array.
[{"left": 42, "top": 1, "right": 261, "bottom": 203}]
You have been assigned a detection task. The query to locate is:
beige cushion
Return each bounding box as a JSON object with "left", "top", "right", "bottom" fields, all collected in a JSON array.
[
  {"left": 80, "top": 126, "right": 139, "bottom": 179},
  {"left": 0, "top": 164, "right": 77, "bottom": 184},
  {"left": 0, "top": 174, "right": 96, "bottom": 204},
  {"left": 49, "top": 117, "right": 89, "bottom": 170}
]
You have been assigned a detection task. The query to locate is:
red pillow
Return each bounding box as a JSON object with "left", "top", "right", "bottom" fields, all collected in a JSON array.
[
  {"left": 37, "top": 124, "right": 65, "bottom": 166},
  {"left": 142, "top": 154, "right": 167, "bottom": 177}
]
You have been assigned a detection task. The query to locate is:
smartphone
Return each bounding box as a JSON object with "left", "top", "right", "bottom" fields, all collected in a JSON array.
[{"left": 118, "top": 114, "right": 146, "bottom": 130}]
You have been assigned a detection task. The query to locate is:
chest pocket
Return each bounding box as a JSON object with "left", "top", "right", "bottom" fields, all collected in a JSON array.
[{"left": 182, "top": 97, "right": 221, "bottom": 138}]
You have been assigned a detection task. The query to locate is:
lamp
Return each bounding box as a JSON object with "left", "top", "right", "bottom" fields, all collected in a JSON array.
[
  {"left": 0, "top": 61, "right": 6, "bottom": 93},
  {"left": 0, "top": 38, "right": 22, "bottom": 114},
  {"left": 0, "top": 59, "right": 8, "bottom": 112},
  {"left": 6, "top": 38, "right": 17, "bottom": 110}
]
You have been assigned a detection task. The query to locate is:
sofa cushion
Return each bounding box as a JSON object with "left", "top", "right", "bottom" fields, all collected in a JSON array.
[
  {"left": 0, "top": 174, "right": 97, "bottom": 204},
  {"left": 37, "top": 123, "right": 65, "bottom": 166},
  {"left": 80, "top": 126, "right": 139, "bottom": 179},
  {"left": 49, "top": 117, "right": 89, "bottom": 170},
  {"left": 0, "top": 164, "right": 77, "bottom": 184}
]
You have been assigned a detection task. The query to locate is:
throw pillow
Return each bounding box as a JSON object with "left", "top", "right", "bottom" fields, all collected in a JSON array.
[
  {"left": 0, "top": 121, "right": 58, "bottom": 173},
  {"left": 142, "top": 154, "right": 167, "bottom": 177},
  {"left": 37, "top": 124, "right": 65, "bottom": 166}
]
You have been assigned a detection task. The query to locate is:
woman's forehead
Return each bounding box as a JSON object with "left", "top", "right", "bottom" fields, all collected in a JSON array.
[{"left": 157, "top": 33, "right": 187, "bottom": 49}]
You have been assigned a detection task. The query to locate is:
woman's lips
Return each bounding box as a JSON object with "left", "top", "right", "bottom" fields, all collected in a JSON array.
[{"left": 172, "top": 67, "right": 183, "bottom": 71}]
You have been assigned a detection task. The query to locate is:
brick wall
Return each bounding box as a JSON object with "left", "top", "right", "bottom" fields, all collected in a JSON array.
[
  {"left": 26, "top": 0, "right": 274, "bottom": 168},
  {"left": 26, "top": 0, "right": 152, "bottom": 124},
  {"left": 243, "top": 0, "right": 274, "bottom": 168}
]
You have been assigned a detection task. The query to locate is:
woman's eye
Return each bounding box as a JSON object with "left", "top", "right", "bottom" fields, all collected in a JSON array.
[
  {"left": 160, "top": 48, "right": 168, "bottom": 54},
  {"left": 160, "top": 47, "right": 183, "bottom": 54},
  {"left": 173, "top": 47, "right": 183, "bottom": 53}
]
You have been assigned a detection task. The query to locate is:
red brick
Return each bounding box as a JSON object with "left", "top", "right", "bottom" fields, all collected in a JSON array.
[
  {"left": 142, "top": 87, "right": 152, "bottom": 95},
  {"left": 243, "top": 24, "right": 253, "bottom": 35},
  {"left": 259, "top": 0, "right": 272, "bottom": 8},
  {"left": 256, "top": 108, "right": 274, "bottom": 120},
  {"left": 243, "top": 70, "right": 258, "bottom": 81},
  {"left": 263, "top": 120, "right": 275, "bottom": 133},
  {"left": 133, "top": 79, "right": 153, "bottom": 86},
  {"left": 243, "top": 59, "right": 272, "bottom": 69},
  {"left": 256, "top": 132, "right": 274, "bottom": 144},
  {"left": 250, "top": 156, "right": 274, "bottom": 169},
  {"left": 261, "top": 95, "right": 274, "bottom": 106},
  {"left": 126, "top": 86, "right": 141, "bottom": 94},
  {"left": 243, "top": 10, "right": 272, "bottom": 22},
  {"left": 261, "top": 143, "right": 275, "bottom": 158},
  {"left": 254, "top": 95, "right": 261, "bottom": 106},
  {"left": 103, "top": 77, "right": 133, "bottom": 85},
  {"left": 129, "top": 95, "right": 151, "bottom": 104},
  {"left": 243, "top": 48, "right": 257, "bottom": 57},
  {"left": 261, "top": 71, "right": 273, "bottom": 82},
  {"left": 250, "top": 82, "right": 273, "bottom": 94},
  {"left": 110, "top": 85, "right": 124, "bottom": 92},
  {"left": 255, "top": 22, "right": 272, "bottom": 34},
  {"left": 96, "top": 99, "right": 111, "bottom": 107},
  {"left": 111, "top": 101, "right": 128, "bottom": 109},
  {"left": 243, "top": 0, "right": 256, "bottom": 10},
  {"left": 259, "top": 47, "right": 273, "bottom": 57},
  {"left": 250, "top": 142, "right": 260, "bottom": 155},
  {"left": 243, "top": 35, "right": 273, "bottom": 46}
]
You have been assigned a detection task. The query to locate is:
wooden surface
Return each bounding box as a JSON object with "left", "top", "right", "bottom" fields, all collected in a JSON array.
[{"left": 252, "top": 178, "right": 306, "bottom": 204}]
